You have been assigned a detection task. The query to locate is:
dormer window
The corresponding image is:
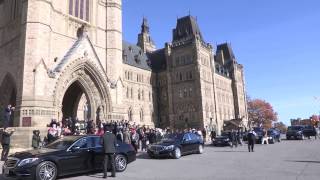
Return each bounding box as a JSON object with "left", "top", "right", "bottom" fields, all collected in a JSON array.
[
  {"left": 134, "top": 55, "right": 140, "bottom": 64},
  {"left": 69, "top": 0, "right": 90, "bottom": 22}
]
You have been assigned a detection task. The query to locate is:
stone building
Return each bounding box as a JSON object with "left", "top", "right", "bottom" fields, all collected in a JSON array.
[{"left": 0, "top": 0, "right": 247, "bottom": 146}]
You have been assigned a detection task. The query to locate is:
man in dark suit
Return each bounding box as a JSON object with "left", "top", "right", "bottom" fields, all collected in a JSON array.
[
  {"left": 102, "top": 125, "right": 117, "bottom": 178},
  {"left": 1, "top": 128, "right": 14, "bottom": 161},
  {"left": 3, "top": 104, "right": 14, "bottom": 128},
  {"left": 247, "top": 129, "right": 256, "bottom": 152}
]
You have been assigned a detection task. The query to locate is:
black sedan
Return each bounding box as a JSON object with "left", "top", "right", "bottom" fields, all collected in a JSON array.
[
  {"left": 2, "top": 135, "right": 136, "bottom": 180},
  {"left": 147, "top": 132, "right": 204, "bottom": 159},
  {"left": 212, "top": 132, "right": 231, "bottom": 146}
]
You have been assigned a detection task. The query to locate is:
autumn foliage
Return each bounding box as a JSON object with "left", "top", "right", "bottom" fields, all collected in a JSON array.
[{"left": 247, "top": 98, "right": 278, "bottom": 128}]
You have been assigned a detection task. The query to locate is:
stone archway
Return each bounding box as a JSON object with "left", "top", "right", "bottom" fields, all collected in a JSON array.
[
  {"left": 0, "top": 73, "right": 17, "bottom": 127},
  {"left": 53, "top": 58, "right": 112, "bottom": 124},
  {"left": 61, "top": 80, "right": 91, "bottom": 120}
]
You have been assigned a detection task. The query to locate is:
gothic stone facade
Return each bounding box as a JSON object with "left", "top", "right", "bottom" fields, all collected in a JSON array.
[{"left": 0, "top": 0, "right": 247, "bottom": 133}]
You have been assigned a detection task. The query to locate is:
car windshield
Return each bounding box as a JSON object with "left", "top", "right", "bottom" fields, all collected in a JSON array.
[
  {"left": 288, "top": 126, "right": 303, "bottom": 131},
  {"left": 221, "top": 132, "right": 230, "bottom": 137},
  {"left": 45, "top": 136, "right": 78, "bottom": 150},
  {"left": 161, "top": 133, "right": 183, "bottom": 142}
]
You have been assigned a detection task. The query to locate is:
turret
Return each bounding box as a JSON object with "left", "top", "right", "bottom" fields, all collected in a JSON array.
[{"left": 137, "top": 17, "right": 156, "bottom": 53}]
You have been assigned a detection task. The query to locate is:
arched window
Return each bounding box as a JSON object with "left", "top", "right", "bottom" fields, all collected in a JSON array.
[
  {"left": 126, "top": 87, "right": 129, "bottom": 98},
  {"left": 128, "top": 108, "right": 133, "bottom": 121},
  {"left": 69, "top": 0, "right": 90, "bottom": 22},
  {"left": 142, "top": 90, "right": 144, "bottom": 100},
  {"left": 140, "top": 109, "right": 144, "bottom": 122}
]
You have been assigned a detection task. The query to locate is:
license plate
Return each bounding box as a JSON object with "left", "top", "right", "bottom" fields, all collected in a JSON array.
[{"left": 4, "top": 168, "right": 9, "bottom": 175}]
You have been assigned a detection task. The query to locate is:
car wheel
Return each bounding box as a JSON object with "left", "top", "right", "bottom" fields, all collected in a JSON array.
[
  {"left": 173, "top": 147, "right": 181, "bottom": 159},
  {"left": 115, "top": 154, "right": 127, "bottom": 172},
  {"left": 36, "top": 161, "right": 57, "bottom": 180},
  {"left": 197, "top": 145, "right": 204, "bottom": 154}
]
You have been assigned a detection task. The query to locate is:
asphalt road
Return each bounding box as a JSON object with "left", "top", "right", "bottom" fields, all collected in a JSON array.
[{"left": 1, "top": 139, "right": 320, "bottom": 180}]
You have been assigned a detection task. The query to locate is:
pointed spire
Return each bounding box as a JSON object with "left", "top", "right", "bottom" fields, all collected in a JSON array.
[{"left": 141, "top": 17, "right": 149, "bottom": 33}]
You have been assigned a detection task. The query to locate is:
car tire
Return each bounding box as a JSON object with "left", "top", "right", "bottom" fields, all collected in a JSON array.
[
  {"left": 173, "top": 147, "right": 181, "bottom": 159},
  {"left": 197, "top": 145, "right": 204, "bottom": 154},
  {"left": 115, "top": 154, "right": 127, "bottom": 172},
  {"left": 36, "top": 161, "right": 57, "bottom": 180}
]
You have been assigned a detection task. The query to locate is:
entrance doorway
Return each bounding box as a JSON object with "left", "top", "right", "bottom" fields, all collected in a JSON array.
[
  {"left": 62, "top": 81, "right": 91, "bottom": 121},
  {"left": 0, "top": 74, "right": 17, "bottom": 127}
]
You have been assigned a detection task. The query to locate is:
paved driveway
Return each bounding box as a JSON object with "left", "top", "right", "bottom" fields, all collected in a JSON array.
[{"left": 1, "top": 139, "right": 320, "bottom": 180}]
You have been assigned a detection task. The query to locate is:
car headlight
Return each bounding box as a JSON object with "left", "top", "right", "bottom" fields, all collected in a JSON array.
[
  {"left": 18, "top": 158, "right": 39, "bottom": 167},
  {"left": 164, "top": 145, "right": 175, "bottom": 150}
]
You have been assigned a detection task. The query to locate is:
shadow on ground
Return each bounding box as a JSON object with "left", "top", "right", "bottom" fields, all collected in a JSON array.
[{"left": 286, "top": 160, "right": 320, "bottom": 164}]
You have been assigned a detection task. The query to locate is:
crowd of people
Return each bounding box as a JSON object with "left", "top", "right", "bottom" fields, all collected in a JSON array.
[{"left": 36, "top": 118, "right": 210, "bottom": 152}]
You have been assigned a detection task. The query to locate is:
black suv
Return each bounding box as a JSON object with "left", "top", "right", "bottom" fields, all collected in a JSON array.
[
  {"left": 286, "top": 126, "right": 304, "bottom": 140},
  {"left": 302, "top": 125, "right": 317, "bottom": 139}
]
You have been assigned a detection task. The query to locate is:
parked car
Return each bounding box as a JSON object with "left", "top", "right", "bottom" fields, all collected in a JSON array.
[
  {"left": 267, "top": 128, "right": 281, "bottom": 143},
  {"left": 212, "top": 131, "right": 231, "bottom": 146},
  {"left": 286, "top": 125, "right": 304, "bottom": 140},
  {"left": 253, "top": 127, "right": 264, "bottom": 143},
  {"left": 2, "top": 135, "right": 136, "bottom": 180},
  {"left": 302, "top": 125, "right": 317, "bottom": 138},
  {"left": 147, "top": 132, "right": 204, "bottom": 159}
]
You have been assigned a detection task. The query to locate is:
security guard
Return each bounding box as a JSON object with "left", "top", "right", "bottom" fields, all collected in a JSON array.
[{"left": 102, "top": 125, "right": 117, "bottom": 178}]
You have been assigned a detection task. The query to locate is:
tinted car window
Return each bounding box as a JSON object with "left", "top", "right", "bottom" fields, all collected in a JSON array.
[
  {"left": 189, "top": 133, "right": 198, "bottom": 140},
  {"left": 183, "top": 134, "right": 191, "bottom": 141},
  {"left": 73, "top": 137, "right": 88, "bottom": 149},
  {"left": 288, "top": 126, "right": 303, "bottom": 131},
  {"left": 93, "top": 136, "right": 103, "bottom": 148},
  {"left": 162, "top": 133, "right": 183, "bottom": 142},
  {"left": 46, "top": 139, "right": 75, "bottom": 150}
]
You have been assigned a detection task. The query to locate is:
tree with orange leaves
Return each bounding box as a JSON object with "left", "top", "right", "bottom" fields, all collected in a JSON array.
[{"left": 247, "top": 97, "right": 278, "bottom": 128}]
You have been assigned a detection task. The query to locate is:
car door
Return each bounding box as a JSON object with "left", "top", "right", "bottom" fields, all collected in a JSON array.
[
  {"left": 60, "top": 137, "right": 91, "bottom": 173},
  {"left": 189, "top": 133, "right": 200, "bottom": 152},
  {"left": 91, "top": 136, "right": 104, "bottom": 170},
  {"left": 181, "top": 133, "right": 192, "bottom": 154}
]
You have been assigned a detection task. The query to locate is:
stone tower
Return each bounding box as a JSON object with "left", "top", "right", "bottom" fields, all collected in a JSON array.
[
  {"left": 164, "top": 15, "right": 215, "bottom": 129},
  {"left": 137, "top": 17, "right": 156, "bottom": 53},
  {"left": 0, "top": 0, "right": 123, "bottom": 129}
]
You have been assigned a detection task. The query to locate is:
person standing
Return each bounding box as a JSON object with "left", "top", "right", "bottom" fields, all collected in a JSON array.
[
  {"left": 247, "top": 129, "right": 256, "bottom": 152},
  {"left": 1, "top": 128, "right": 14, "bottom": 161},
  {"left": 210, "top": 130, "right": 216, "bottom": 142},
  {"left": 32, "top": 130, "right": 41, "bottom": 149},
  {"left": 230, "top": 130, "right": 238, "bottom": 148},
  {"left": 123, "top": 128, "right": 131, "bottom": 144},
  {"left": 102, "top": 125, "right": 116, "bottom": 178},
  {"left": 3, "top": 104, "right": 15, "bottom": 128},
  {"left": 202, "top": 128, "right": 207, "bottom": 143}
]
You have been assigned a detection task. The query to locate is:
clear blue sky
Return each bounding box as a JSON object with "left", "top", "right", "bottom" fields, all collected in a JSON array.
[{"left": 122, "top": 0, "right": 320, "bottom": 125}]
